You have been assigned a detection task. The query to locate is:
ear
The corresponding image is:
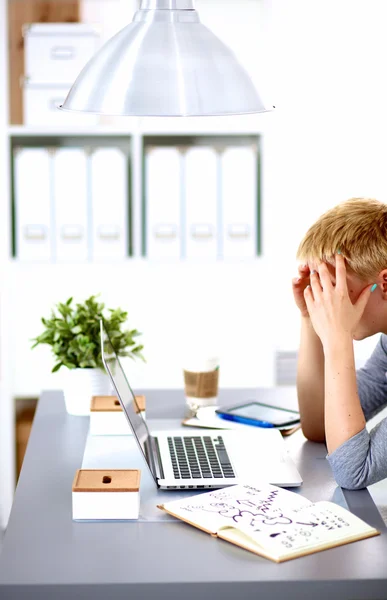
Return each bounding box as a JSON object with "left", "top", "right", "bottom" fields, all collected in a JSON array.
[{"left": 379, "top": 269, "right": 387, "bottom": 298}]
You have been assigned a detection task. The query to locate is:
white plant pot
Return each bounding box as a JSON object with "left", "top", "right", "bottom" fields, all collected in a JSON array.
[{"left": 63, "top": 368, "right": 113, "bottom": 416}]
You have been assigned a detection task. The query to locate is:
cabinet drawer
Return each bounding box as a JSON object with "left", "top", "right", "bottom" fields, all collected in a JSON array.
[
  {"left": 24, "top": 23, "right": 99, "bottom": 84},
  {"left": 23, "top": 82, "right": 97, "bottom": 125}
]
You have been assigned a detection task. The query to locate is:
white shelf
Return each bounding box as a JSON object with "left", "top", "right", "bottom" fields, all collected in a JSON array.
[
  {"left": 7, "top": 113, "right": 271, "bottom": 138},
  {"left": 7, "top": 124, "right": 138, "bottom": 137}
]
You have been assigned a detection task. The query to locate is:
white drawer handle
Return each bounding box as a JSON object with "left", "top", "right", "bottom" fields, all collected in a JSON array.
[
  {"left": 98, "top": 226, "right": 120, "bottom": 240},
  {"left": 24, "top": 225, "right": 47, "bottom": 241},
  {"left": 154, "top": 225, "right": 177, "bottom": 239},
  {"left": 228, "top": 224, "right": 251, "bottom": 239},
  {"left": 61, "top": 225, "right": 84, "bottom": 241},
  {"left": 191, "top": 224, "right": 214, "bottom": 239},
  {"left": 51, "top": 46, "right": 75, "bottom": 60}
]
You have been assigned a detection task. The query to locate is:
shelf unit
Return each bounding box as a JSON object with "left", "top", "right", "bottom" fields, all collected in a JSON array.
[{"left": 9, "top": 129, "right": 265, "bottom": 261}]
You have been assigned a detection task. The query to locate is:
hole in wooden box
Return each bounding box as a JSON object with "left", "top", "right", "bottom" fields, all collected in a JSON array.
[
  {"left": 102, "top": 476, "right": 112, "bottom": 484},
  {"left": 114, "top": 400, "right": 120, "bottom": 406}
]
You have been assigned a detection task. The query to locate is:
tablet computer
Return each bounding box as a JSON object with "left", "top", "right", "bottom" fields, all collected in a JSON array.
[{"left": 215, "top": 401, "right": 300, "bottom": 428}]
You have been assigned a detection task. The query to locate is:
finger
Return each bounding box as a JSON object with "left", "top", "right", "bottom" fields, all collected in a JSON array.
[
  {"left": 292, "top": 277, "right": 301, "bottom": 292},
  {"left": 317, "top": 262, "right": 333, "bottom": 292},
  {"left": 298, "top": 264, "right": 310, "bottom": 276},
  {"left": 309, "top": 269, "right": 323, "bottom": 300},
  {"left": 293, "top": 275, "right": 309, "bottom": 287},
  {"left": 335, "top": 253, "right": 348, "bottom": 294}
]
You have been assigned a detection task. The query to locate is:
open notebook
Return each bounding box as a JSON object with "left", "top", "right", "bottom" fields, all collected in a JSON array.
[{"left": 158, "top": 482, "right": 379, "bottom": 563}]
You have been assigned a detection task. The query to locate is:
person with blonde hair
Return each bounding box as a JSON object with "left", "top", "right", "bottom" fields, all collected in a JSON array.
[{"left": 293, "top": 197, "right": 387, "bottom": 489}]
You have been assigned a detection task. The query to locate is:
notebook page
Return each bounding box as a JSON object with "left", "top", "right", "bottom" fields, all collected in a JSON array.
[
  {"left": 160, "top": 483, "right": 311, "bottom": 534},
  {"left": 228, "top": 500, "right": 379, "bottom": 559}
]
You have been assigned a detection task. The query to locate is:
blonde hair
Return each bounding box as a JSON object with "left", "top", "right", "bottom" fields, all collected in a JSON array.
[{"left": 297, "top": 198, "right": 387, "bottom": 280}]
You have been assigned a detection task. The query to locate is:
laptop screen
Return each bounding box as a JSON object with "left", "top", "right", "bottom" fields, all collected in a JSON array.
[{"left": 100, "top": 320, "right": 155, "bottom": 478}]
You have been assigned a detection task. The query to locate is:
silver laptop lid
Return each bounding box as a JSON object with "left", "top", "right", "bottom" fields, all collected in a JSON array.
[{"left": 100, "top": 319, "right": 157, "bottom": 481}]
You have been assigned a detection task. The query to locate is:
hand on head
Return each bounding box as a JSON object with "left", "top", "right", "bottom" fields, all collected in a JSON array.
[{"left": 303, "top": 254, "right": 375, "bottom": 347}]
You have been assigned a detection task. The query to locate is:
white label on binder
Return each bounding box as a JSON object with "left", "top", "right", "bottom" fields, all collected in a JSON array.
[
  {"left": 191, "top": 224, "right": 214, "bottom": 239},
  {"left": 53, "top": 148, "right": 89, "bottom": 262},
  {"left": 97, "top": 225, "right": 121, "bottom": 241},
  {"left": 146, "top": 147, "right": 181, "bottom": 259},
  {"left": 185, "top": 147, "right": 218, "bottom": 260},
  {"left": 24, "top": 225, "right": 47, "bottom": 240},
  {"left": 61, "top": 225, "right": 84, "bottom": 240},
  {"left": 228, "top": 224, "right": 251, "bottom": 239},
  {"left": 90, "top": 148, "right": 128, "bottom": 260},
  {"left": 153, "top": 224, "right": 178, "bottom": 239},
  {"left": 221, "top": 147, "right": 257, "bottom": 259},
  {"left": 14, "top": 148, "right": 51, "bottom": 261}
]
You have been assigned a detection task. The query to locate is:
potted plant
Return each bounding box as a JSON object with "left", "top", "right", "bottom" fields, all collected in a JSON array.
[{"left": 32, "top": 295, "right": 144, "bottom": 415}]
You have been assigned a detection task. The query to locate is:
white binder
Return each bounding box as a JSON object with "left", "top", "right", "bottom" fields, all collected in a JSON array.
[
  {"left": 14, "top": 147, "right": 52, "bottom": 261},
  {"left": 90, "top": 148, "right": 128, "bottom": 260},
  {"left": 221, "top": 146, "right": 257, "bottom": 259},
  {"left": 185, "top": 147, "right": 218, "bottom": 260},
  {"left": 146, "top": 147, "right": 181, "bottom": 259},
  {"left": 53, "top": 148, "right": 89, "bottom": 262}
]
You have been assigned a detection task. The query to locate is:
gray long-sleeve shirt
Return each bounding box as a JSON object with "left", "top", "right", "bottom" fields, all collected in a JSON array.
[{"left": 327, "top": 334, "right": 387, "bottom": 489}]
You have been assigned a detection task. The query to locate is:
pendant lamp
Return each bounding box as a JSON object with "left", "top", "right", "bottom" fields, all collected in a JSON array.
[{"left": 60, "top": 0, "right": 272, "bottom": 117}]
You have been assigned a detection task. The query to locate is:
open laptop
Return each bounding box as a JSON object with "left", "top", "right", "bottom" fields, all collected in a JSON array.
[{"left": 100, "top": 320, "right": 302, "bottom": 489}]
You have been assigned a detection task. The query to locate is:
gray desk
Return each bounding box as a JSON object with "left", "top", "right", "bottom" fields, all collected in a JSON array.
[{"left": 0, "top": 389, "right": 387, "bottom": 600}]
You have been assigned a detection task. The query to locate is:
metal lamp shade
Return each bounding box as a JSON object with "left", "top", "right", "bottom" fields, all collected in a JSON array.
[{"left": 60, "top": 0, "right": 270, "bottom": 117}]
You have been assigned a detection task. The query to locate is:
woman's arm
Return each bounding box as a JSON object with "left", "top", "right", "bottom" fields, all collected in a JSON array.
[
  {"left": 327, "top": 417, "right": 387, "bottom": 489},
  {"left": 304, "top": 255, "right": 373, "bottom": 451},
  {"left": 326, "top": 334, "right": 387, "bottom": 488},
  {"left": 357, "top": 334, "right": 387, "bottom": 419},
  {"left": 292, "top": 264, "right": 326, "bottom": 441},
  {"left": 297, "top": 316, "right": 325, "bottom": 441},
  {"left": 323, "top": 334, "right": 365, "bottom": 454},
  {"left": 301, "top": 255, "right": 387, "bottom": 488}
]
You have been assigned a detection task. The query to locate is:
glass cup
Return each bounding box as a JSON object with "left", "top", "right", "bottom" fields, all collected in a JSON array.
[{"left": 183, "top": 356, "right": 220, "bottom": 414}]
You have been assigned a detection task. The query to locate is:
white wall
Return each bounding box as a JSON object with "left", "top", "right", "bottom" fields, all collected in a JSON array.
[
  {"left": 263, "top": 0, "right": 387, "bottom": 359},
  {"left": 7, "top": 0, "right": 387, "bottom": 400}
]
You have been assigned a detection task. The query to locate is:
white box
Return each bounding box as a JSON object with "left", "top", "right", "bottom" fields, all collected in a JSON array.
[
  {"left": 90, "top": 395, "right": 146, "bottom": 436},
  {"left": 221, "top": 146, "right": 257, "bottom": 259},
  {"left": 72, "top": 469, "right": 141, "bottom": 520},
  {"left": 52, "top": 147, "right": 89, "bottom": 262},
  {"left": 23, "top": 82, "right": 98, "bottom": 126},
  {"left": 24, "top": 23, "right": 100, "bottom": 84},
  {"left": 146, "top": 146, "right": 181, "bottom": 259},
  {"left": 14, "top": 147, "right": 52, "bottom": 261},
  {"left": 90, "top": 148, "right": 128, "bottom": 261},
  {"left": 185, "top": 147, "right": 218, "bottom": 260}
]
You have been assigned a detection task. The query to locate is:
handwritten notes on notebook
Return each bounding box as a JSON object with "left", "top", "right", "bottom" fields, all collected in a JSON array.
[{"left": 158, "top": 483, "right": 379, "bottom": 562}]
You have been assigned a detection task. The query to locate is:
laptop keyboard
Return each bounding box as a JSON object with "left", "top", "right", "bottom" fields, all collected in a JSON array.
[{"left": 167, "top": 435, "right": 235, "bottom": 480}]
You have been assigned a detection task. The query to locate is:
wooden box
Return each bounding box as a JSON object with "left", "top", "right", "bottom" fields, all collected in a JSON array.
[
  {"left": 72, "top": 469, "right": 141, "bottom": 520},
  {"left": 89, "top": 395, "right": 146, "bottom": 436}
]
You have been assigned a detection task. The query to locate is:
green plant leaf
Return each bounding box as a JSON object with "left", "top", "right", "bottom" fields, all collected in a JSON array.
[{"left": 32, "top": 294, "right": 144, "bottom": 371}]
